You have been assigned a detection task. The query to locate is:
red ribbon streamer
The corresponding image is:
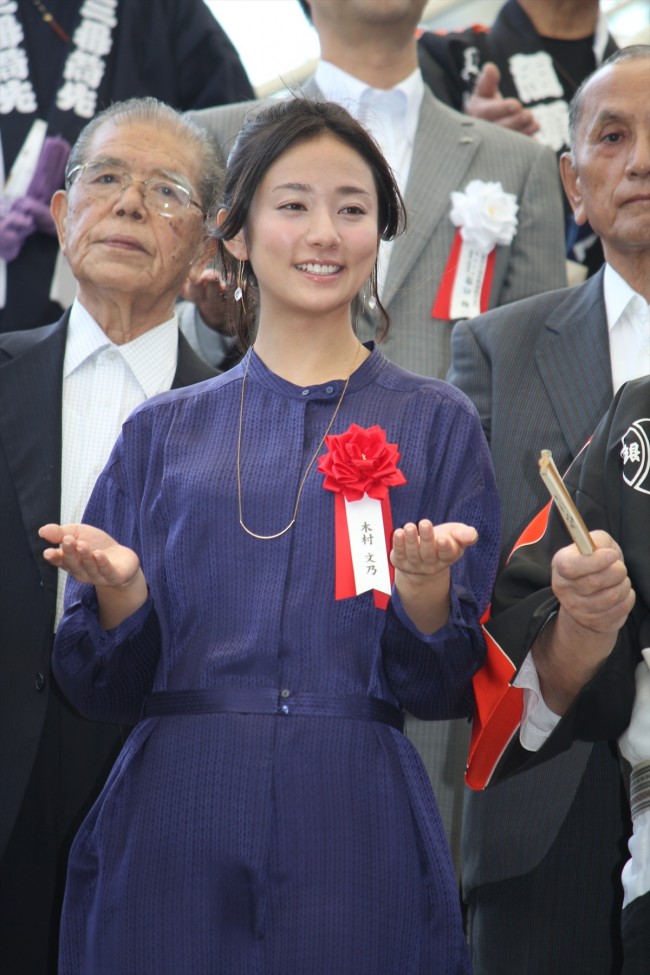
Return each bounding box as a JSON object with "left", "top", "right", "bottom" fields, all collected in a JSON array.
[
  {"left": 431, "top": 230, "right": 496, "bottom": 320},
  {"left": 465, "top": 503, "right": 554, "bottom": 789},
  {"left": 319, "top": 424, "right": 406, "bottom": 610},
  {"left": 333, "top": 494, "right": 393, "bottom": 609}
]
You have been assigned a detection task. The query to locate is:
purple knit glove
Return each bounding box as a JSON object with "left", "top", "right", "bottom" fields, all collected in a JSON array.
[{"left": 0, "top": 136, "right": 71, "bottom": 261}]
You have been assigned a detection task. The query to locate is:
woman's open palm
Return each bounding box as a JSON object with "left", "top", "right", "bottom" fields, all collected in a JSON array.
[{"left": 39, "top": 523, "right": 141, "bottom": 589}]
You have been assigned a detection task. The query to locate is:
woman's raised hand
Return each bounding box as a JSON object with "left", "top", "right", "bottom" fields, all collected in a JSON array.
[
  {"left": 40, "top": 523, "right": 148, "bottom": 630},
  {"left": 40, "top": 523, "right": 141, "bottom": 589},
  {"left": 391, "top": 520, "right": 478, "bottom": 577},
  {"left": 390, "top": 520, "right": 478, "bottom": 634}
]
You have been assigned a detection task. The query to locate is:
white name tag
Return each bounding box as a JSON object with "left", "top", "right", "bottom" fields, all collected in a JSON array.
[
  {"left": 3, "top": 118, "right": 48, "bottom": 199},
  {"left": 449, "top": 241, "right": 488, "bottom": 320},
  {"left": 1, "top": 118, "right": 48, "bottom": 307},
  {"left": 345, "top": 494, "right": 391, "bottom": 597}
]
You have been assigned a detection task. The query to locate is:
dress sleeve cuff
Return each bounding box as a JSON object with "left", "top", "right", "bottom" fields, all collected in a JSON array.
[
  {"left": 514, "top": 652, "right": 562, "bottom": 751},
  {"left": 390, "top": 580, "right": 472, "bottom": 643},
  {"left": 78, "top": 588, "right": 155, "bottom": 651}
]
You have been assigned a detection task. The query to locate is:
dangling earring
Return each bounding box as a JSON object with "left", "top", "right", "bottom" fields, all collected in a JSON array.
[
  {"left": 365, "top": 264, "right": 378, "bottom": 311},
  {"left": 234, "top": 261, "right": 245, "bottom": 303}
]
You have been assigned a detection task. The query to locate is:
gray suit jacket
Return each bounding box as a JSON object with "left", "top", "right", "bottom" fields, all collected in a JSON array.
[
  {"left": 188, "top": 78, "right": 567, "bottom": 869},
  {"left": 448, "top": 269, "right": 616, "bottom": 888},
  {"left": 0, "top": 315, "right": 217, "bottom": 856},
  {"left": 189, "top": 80, "right": 566, "bottom": 380}
]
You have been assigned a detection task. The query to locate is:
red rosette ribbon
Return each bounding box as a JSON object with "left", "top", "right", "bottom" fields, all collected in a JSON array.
[{"left": 317, "top": 424, "right": 407, "bottom": 609}]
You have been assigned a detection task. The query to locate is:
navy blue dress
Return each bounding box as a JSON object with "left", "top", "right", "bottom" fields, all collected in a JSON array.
[{"left": 53, "top": 346, "right": 500, "bottom": 974}]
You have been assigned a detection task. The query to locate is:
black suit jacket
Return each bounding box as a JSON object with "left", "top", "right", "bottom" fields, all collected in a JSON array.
[
  {"left": 452, "top": 300, "right": 645, "bottom": 975},
  {"left": 0, "top": 313, "right": 217, "bottom": 855},
  {"left": 448, "top": 269, "right": 620, "bottom": 885}
]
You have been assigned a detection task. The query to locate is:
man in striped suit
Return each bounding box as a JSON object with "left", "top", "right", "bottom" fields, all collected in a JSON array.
[{"left": 450, "top": 45, "right": 650, "bottom": 974}]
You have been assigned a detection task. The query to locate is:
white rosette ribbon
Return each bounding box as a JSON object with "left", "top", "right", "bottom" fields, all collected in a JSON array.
[
  {"left": 450, "top": 179, "right": 519, "bottom": 254},
  {"left": 433, "top": 180, "right": 519, "bottom": 321}
]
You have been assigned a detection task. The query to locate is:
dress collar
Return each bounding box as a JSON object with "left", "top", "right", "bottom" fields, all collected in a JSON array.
[{"left": 240, "top": 341, "right": 389, "bottom": 400}]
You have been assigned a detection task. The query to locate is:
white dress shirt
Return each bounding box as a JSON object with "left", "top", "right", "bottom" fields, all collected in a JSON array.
[
  {"left": 314, "top": 60, "right": 424, "bottom": 297},
  {"left": 56, "top": 300, "right": 178, "bottom": 626},
  {"left": 604, "top": 263, "right": 650, "bottom": 394},
  {"left": 517, "top": 263, "right": 649, "bottom": 749}
]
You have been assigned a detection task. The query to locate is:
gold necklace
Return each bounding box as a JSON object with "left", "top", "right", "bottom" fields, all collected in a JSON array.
[{"left": 237, "top": 345, "right": 361, "bottom": 540}]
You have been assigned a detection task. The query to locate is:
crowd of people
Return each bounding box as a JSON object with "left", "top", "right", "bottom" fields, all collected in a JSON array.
[{"left": 0, "top": 1, "right": 647, "bottom": 973}]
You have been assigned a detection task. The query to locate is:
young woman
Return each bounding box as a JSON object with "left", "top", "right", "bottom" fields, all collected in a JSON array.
[{"left": 42, "top": 98, "right": 500, "bottom": 975}]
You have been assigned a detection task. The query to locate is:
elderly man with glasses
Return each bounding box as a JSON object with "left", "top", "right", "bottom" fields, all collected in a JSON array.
[{"left": 0, "top": 97, "right": 219, "bottom": 975}]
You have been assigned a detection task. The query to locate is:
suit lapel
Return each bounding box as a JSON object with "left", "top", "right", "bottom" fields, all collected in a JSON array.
[
  {"left": 0, "top": 318, "right": 67, "bottom": 595},
  {"left": 382, "top": 93, "right": 481, "bottom": 308},
  {"left": 172, "top": 332, "right": 219, "bottom": 389},
  {"left": 0, "top": 323, "right": 214, "bottom": 602},
  {"left": 535, "top": 270, "right": 613, "bottom": 457}
]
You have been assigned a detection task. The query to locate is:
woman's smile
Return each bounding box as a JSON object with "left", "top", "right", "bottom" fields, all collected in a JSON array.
[{"left": 241, "top": 133, "right": 379, "bottom": 322}]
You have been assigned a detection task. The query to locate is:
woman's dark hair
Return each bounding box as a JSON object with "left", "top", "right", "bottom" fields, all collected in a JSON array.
[{"left": 212, "top": 97, "right": 406, "bottom": 350}]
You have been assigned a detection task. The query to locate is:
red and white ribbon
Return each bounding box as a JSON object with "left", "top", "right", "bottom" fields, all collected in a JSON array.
[
  {"left": 318, "top": 424, "right": 407, "bottom": 610},
  {"left": 432, "top": 231, "right": 497, "bottom": 320},
  {"left": 432, "top": 179, "right": 518, "bottom": 321}
]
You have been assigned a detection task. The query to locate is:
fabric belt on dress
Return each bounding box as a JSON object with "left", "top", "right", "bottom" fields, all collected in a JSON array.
[{"left": 142, "top": 688, "right": 404, "bottom": 732}]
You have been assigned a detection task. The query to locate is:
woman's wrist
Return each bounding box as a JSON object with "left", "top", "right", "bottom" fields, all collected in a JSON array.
[
  {"left": 394, "top": 567, "right": 450, "bottom": 635},
  {"left": 97, "top": 568, "right": 148, "bottom": 630}
]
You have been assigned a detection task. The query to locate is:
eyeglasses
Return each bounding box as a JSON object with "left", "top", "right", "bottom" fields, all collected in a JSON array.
[{"left": 66, "top": 162, "right": 206, "bottom": 218}]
